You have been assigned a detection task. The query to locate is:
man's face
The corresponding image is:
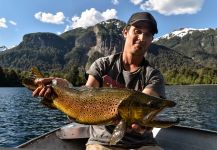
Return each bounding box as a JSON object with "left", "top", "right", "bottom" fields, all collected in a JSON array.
[{"left": 123, "top": 22, "right": 153, "bottom": 56}]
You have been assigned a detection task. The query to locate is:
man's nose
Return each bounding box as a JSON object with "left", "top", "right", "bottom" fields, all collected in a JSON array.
[
  {"left": 138, "top": 33, "right": 145, "bottom": 41},
  {"left": 138, "top": 33, "right": 153, "bottom": 41}
]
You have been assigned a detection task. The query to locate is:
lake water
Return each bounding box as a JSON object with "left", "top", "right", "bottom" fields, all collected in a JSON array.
[{"left": 0, "top": 85, "right": 217, "bottom": 147}]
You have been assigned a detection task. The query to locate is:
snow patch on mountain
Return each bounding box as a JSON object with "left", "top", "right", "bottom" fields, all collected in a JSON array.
[
  {"left": 0, "top": 46, "right": 7, "bottom": 51},
  {"left": 154, "top": 28, "right": 209, "bottom": 42}
]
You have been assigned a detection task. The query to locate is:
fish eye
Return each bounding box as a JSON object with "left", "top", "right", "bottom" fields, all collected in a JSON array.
[{"left": 147, "top": 101, "right": 159, "bottom": 108}]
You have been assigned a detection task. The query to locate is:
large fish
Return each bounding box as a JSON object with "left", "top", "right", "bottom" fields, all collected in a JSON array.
[{"left": 23, "top": 67, "right": 179, "bottom": 145}]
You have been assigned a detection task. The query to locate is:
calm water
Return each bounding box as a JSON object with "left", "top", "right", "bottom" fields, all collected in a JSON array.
[
  {"left": 0, "top": 85, "right": 217, "bottom": 147},
  {"left": 165, "top": 85, "right": 217, "bottom": 131},
  {"left": 0, "top": 87, "right": 68, "bottom": 147}
]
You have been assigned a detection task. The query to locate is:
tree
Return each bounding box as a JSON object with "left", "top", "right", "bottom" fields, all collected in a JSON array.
[{"left": 0, "top": 66, "right": 6, "bottom": 86}]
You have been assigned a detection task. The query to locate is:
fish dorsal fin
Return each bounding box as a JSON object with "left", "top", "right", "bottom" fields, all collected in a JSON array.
[{"left": 31, "top": 67, "right": 45, "bottom": 78}]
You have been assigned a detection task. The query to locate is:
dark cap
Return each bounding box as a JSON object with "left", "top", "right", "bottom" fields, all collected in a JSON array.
[{"left": 127, "top": 12, "right": 158, "bottom": 34}]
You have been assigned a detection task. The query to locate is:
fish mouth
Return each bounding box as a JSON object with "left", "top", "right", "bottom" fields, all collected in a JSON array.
[
  {"left": 143, "top": 109, "right": 162, "bottom": 121},
  {"left": 166, "top": 100, "right": 176, "bottom": 107},
  {"left": 142, "top": 109, "right": 180, "bottom": 128},
  {"left": 143, "top": 100, "right": 176, "bottom": 121}
]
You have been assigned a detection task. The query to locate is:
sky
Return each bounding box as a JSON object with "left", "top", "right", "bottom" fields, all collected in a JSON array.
[{"left": 0, "top": 0, "right": 217, "bottom": 48}]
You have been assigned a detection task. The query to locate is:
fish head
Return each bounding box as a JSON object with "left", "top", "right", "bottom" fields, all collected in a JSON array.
[
  {"left": 119, "top": 93, "right": 177, "bottom": 126},
  {"left": 140, "top": 95, "right": 177, "bottom": 125}
]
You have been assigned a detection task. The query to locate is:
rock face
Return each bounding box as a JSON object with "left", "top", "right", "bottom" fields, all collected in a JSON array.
[
  {"left": 0, "top": 20, "right": 216, "bottom": 72},
  {"left": 19, "top": 32, "right": 67, "bottom": 49}
]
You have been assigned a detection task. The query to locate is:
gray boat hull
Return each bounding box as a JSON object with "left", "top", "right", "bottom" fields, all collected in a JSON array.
[{"left": 17, "top": 123, "right": 217, "bottom": 150}]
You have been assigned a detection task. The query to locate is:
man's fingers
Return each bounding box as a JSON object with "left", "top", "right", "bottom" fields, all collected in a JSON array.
[
  {"left": 32, "top": 85, "right": 53, "bottom": 99},
  {"left": 131, "top": 123, "right": 140, "bottom": 129},
  {"left": 32, "top": 86, "right": 43, "bottom": 97},
  {"left": 39, "top": 87, "right": 47, "bottom": 97},
  {"left": 131, "top": 123, "right": 153, "bottom": 134},
  {"left": 44, "top": 86, "right": 52, "bottom": 98},
  {"left": 32, "top": 77, "right": 55, "bottom": 98},
  {"left": 131, "top": 124, "right": 144, "bottom": 133}
]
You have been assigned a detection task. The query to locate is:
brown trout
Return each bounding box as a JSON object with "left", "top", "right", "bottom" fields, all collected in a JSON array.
[{"left": 23, "top": 67, "right": 179, "bottom": 145}]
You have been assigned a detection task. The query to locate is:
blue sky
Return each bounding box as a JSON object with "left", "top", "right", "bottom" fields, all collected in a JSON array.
[{"left": 0, "top": 0, "right": 216, "bottom": 48}]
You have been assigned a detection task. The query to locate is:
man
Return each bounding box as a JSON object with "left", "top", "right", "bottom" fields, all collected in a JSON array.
[{"left": 33, "top": 12, "right": 165, "bottom": 150}]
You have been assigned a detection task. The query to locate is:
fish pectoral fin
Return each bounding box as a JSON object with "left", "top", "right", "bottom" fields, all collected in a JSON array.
[
  {"left": 142, "top": 118, "right": 180, "bottom": 128},
  {"left": 40, "top": 98, "right": 56, "bottom": 109},
  {"left": 109, "top": 120, "right": 126, "bottom": 145}
]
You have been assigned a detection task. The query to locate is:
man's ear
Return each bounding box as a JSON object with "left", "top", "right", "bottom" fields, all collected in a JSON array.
[{"left": 122, "top": 28, "right": 128, "bottom": 38}]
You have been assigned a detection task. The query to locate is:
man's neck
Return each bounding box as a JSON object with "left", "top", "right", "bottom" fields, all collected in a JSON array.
[{"left": 122, "top": 51, "right": 144, "bottom": 72}]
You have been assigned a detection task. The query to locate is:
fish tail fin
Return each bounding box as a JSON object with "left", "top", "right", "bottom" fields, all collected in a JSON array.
[
  {"left": 31, "top": 67, "right": 45, "bottom": 79},
  {"left": 22, "top": 67, "right": 45, "bottom": 91}
]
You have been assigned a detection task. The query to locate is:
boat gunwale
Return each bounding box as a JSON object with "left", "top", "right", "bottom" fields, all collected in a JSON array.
[
  {"left": 16, "top": 124, "right": 217, "bottom": 148},
  {"left": 16, "top": 127, "right": 61, "bottom": 148}
]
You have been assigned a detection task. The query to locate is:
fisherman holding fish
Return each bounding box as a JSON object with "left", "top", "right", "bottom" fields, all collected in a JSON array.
[{"left": 33, "top": 12, "right": 166, "bottom": 150}]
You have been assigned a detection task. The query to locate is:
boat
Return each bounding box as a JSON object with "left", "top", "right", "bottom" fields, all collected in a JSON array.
[{"left": 17, "top": 123, "right": 217, "bottom": 150}]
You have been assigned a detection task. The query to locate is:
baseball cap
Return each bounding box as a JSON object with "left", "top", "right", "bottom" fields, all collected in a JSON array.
[{"left": 126, "top": 12, "right": 158, "bottom": 34}]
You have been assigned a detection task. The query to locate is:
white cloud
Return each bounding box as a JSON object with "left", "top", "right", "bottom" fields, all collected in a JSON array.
[
  {"left": 130, "top": 0, "right": 143, "bottom": 5},
  {"left": 34, "top": 12, "right": 65, "bottom": 24},
  {"left": 9, "top": 20, "right": 17, "bottom": 26},
  {"left": 111, "top": 0, "right": 119, "bottom": 5},
  {"left": 102, "top": 9, "right": 118, "bottom": 20},
  {"left": 65, "top": 8, "right": 117, "bottom": 31},
  {"left": 0, "top": 18, "right": 8, "bottom": 28},
  {"left": 140, "top": 0, "right": 204, "bottom": 15}
]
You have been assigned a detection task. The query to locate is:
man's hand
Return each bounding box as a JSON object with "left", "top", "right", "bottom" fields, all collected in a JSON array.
[
  {"left": 130, "top": 123, "right": 153, "bottom": 134},
  {"left": 32, "top": 77, "right": 70, "bottom": 98}
]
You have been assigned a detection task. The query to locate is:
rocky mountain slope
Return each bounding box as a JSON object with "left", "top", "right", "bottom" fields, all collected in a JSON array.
[
  {"left": 0, "top": 20, "right": 216, "bottom": 72},
  {"left": 154, "top": 28, "right": 217, "bottom": 68}
]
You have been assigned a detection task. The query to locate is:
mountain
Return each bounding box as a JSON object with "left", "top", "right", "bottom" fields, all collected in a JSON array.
[
  {"left": 0, "top": 19, "right": 125, "bottom": 71},
  {"left": 60, "top": 19, "right": 125, "bottom": 70},
  {"left": 0, "top": 32, "right": 68, "bottom": 70},
  {"left": 146, "top": 44, "right": 201, "bottom": 70},
  {"left": 0, "top": 20, "right": 216, "bottom": 73},
  {"left": 154, "top": 28, "right": 217, "bottom": 68},
  {"left": 0, "top": 46, "right": 7, "bottom": 51}
]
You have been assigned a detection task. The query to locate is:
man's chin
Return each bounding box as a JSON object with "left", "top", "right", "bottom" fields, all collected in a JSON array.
[
  {"left": 131, "top": 51, "right": 145, "bottom": 56},
  {"left": 130, "top": 48, "right": 146, "bottom": 56}
]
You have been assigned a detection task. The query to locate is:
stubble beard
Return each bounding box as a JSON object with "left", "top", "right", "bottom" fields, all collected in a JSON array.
[{"left": 130, "top": 45, "right": 147, "bottom": 56}]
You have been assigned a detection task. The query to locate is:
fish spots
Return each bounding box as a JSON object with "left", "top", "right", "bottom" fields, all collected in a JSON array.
[{"left": 49, "top": 86, "right": 177, "bottom": 126}]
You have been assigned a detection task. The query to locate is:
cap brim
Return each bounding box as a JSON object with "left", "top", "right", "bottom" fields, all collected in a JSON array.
[
  {"left": 128, "top": 19, "right": 158, "bottom": 34},
  {"left": 129, "top": 19, "right": 153, "bottom": 25}
]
